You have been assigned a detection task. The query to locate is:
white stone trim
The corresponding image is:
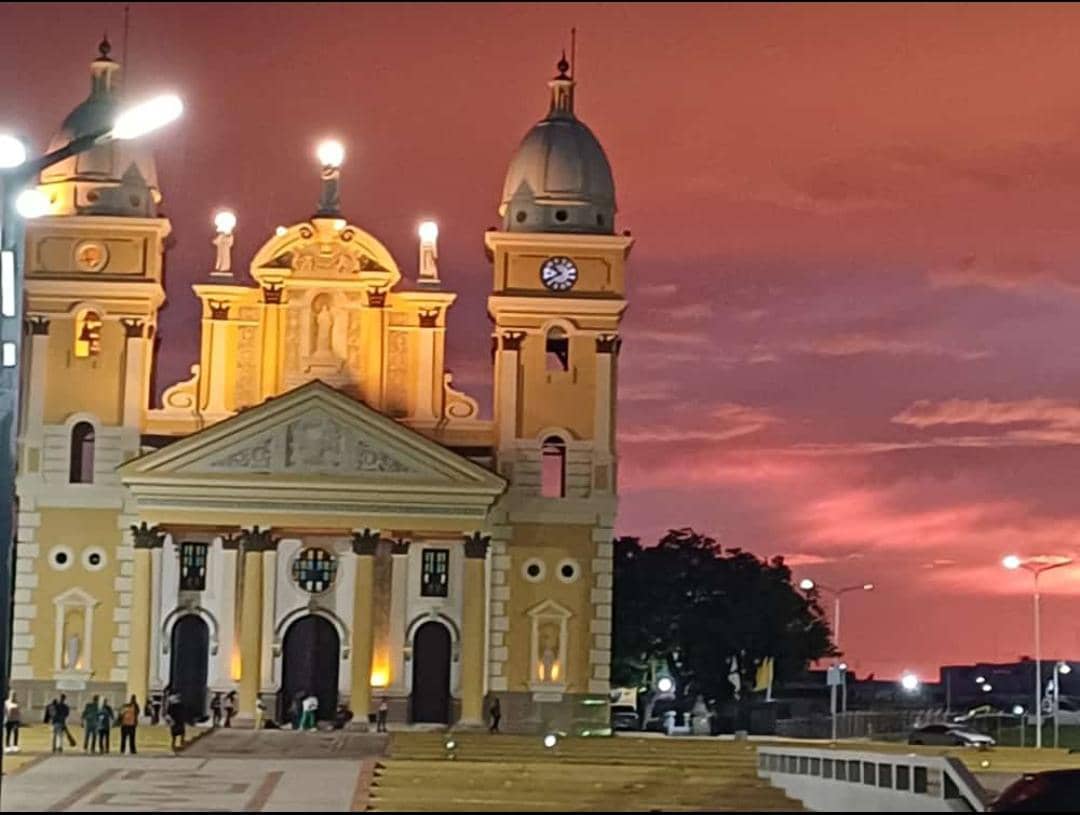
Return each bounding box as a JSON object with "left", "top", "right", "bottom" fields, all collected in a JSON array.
[
  {"left": 52, "top": 586, "right": 99, "bottom": 673},
  {"left": 486, "top": 528, "right": 512, "bottom": 686}
]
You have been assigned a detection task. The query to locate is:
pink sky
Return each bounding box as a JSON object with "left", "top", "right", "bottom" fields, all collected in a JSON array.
[{"left": 5, "top": 3, "right": 1080, "bottom": 679}]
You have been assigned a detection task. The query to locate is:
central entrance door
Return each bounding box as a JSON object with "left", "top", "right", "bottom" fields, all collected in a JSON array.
[
  {"left": 281, "top": 615, "right": 339, "bottom": 722},
  {"left": 411, "top": 621, "right": 451, "bottom": 723},
  {"left": 170, "top": 614, "right": 209, "bottom": 724}
]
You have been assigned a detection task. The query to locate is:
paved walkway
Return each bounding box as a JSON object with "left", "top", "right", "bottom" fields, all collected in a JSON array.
[{"left": 2, "top": 755, "right": 375, "bottom": 812}]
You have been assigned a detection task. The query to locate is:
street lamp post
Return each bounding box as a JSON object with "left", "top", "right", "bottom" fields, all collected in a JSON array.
[
  {"left": 1054, "top": 661, "right": 1071, "bottom": 750},
  {"left": 0, "top": 93, "right": 181, "bottom": 790},
  {"left": 799, "top": 578, "right": 874, "bottom": 713},
  {"left": 1002, "top": 554, "right": 1074, "bottom": 749}
]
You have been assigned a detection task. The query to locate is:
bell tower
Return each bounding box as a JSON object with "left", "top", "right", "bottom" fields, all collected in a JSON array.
[{"left": 486, "top": 56, "right": 633, "bottom": 714}]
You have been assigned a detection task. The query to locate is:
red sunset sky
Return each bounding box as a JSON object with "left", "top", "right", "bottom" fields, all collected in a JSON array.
[{"left": 5, "top": 2, "right": 1080, "bottom": 680}]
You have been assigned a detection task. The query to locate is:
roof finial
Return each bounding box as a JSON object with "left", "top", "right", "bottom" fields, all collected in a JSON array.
[
  {"left": 556, "top": 50, "right": 570, "bottom": 80},
  {"left": 98, "top": 32, "right": 112, "bottom": 60}
]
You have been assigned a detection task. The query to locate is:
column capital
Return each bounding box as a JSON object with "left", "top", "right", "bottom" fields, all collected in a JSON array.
[
  {"left": 500, "top": 331, "right": 527, "bottom": 351},
  {"left": 130, "top": 521, "right": 165, "bottom": 550},
  {"left": 418, "top": 308, "right": 440, "bottom": 328},
  {"left": 24, "top": 315, "right": 49, "bottom": 336},
  {"left": 596, "top": 333, "right": 622, "bottom": 355},
  {"left": 122, "top": 318, "right": 146, "bottom": 339},
  {"left": 208, "top": 300, "right": 230, "bottom": 320},
  {"left": 262, "top": 283, "right": 284, "bottom": 305},
  {"left": 463, "top": 531, "right": 491, "bottom": 559},
  {"left": 352, "top": 528, "right": 381, "bottom": 556},
  {"left": 223, "top": 526, "right": 279, "bottom": 552},
  {"left": 367, "top": 287, "right": 388, "bottom": 308},
  {"left": 390, "top": 538, "right": 411, "bottom": 556}
]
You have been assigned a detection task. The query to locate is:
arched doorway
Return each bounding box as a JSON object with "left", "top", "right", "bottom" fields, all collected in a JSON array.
[
  {"left": 411, "top": 621, "right": 451, "bottom": 723},
  {"left": 280, "top": 615, "right": 339, "bottom": 722},
  {"left": 170, "top": 615, "right": 209, "bottom": 724}
]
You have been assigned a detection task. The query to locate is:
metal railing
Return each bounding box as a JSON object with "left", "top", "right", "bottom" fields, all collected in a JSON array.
[{"left": 757, "top": 744, "right": 990, "bottom": 812}]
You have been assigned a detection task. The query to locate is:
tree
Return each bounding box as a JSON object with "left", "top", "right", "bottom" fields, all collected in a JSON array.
[{"left": 612, "top": 528, "right": 834, "bottom": 706}]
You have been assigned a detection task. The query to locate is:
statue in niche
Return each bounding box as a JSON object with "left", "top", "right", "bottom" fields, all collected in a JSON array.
[
  {"left": 62, "top": 610, "right": 84, "bottom": 670},
  {"left": 212, "top": 230, "right": 233, "bottom": 274},
  {"left": 537, "top": 622, "right": 560, "bottom": 683},
  {"left": 311, "top": 295, "right": 335, "bottom": 357}
]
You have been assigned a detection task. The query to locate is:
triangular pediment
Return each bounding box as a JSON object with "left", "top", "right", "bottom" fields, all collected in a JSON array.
[{"left": 121, "top": 381, "right": 505, "bottom": 494}]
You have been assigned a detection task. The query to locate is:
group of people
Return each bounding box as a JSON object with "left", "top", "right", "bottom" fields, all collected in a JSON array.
[
  {"left": 209, "top": 691, "right": 238, "bottom": 729},
  {"left": 39, "top": 693, "right": 143, "bottom": 754}
]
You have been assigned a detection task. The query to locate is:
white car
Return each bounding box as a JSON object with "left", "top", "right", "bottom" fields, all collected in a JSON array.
[{"left": 908, "top": 723, "right": 996, "bottom": 747}]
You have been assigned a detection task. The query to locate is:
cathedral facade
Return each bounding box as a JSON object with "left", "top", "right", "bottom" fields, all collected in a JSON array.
[{"left": 11, "top": 45, "right": 631, "bottom": 732}]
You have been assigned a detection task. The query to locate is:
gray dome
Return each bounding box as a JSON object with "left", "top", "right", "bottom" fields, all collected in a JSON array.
[
  {"left": 39, "top": 39, "right": 161, "bottom": 218},
  {"left": 499, "top": 60, "right": 615, "bottom": 234}
]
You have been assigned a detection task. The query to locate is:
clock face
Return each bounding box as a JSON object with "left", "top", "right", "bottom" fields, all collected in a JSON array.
[{"left": 540, "top": 256, "right": 578, "bottom": 292}]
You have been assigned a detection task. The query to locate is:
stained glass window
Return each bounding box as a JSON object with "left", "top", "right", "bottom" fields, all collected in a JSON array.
[
  {"left": 179, "top": 542, "right": 208, "bottom": 591},
  {"left": 292, "top": 547, "right": 337, "bottom": 594},
  {"left": 421, "top": 549, "right": 449, "bottom": 597}
]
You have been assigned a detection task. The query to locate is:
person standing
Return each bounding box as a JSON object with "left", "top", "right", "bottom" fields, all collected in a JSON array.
[
  {"left": 376, "top": 697, "right": 389, "bottom": 733},
  {"left": 224, "top": 691, "right": 237, "bottom": 728},
  {"left": 254, "top": 697, "right": 266, "bottom": 731},
  {"left": 4, "top": 691, "right": 21, "bottom": 753},
  {"left": 166, "top": 692, "right": 185, "bottom": 752},
  {"left": 81, "top": 695, "right": 101, "bottom": 753},
  {"left": 96, "top": 699, "right": 115, "bottom": 753},
  {"left": 49, "top": 695, "right": 71, "bottom": 753},
  {"left": 300, "top": 694, "right": 318, "bottom": 731},
  {"left": 489, "top": 696, "right": 501, "bottom": 734},
  {"left": 210, "top": 692, "right": 223, "bottom": 728},
  {"left": 119, "top": 695, "right": 140, "bottom": 754}
]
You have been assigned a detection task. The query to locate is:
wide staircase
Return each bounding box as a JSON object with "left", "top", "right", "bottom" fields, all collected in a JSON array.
[{"left": 367, "top": 733, "right": 803, "bottom": 811}]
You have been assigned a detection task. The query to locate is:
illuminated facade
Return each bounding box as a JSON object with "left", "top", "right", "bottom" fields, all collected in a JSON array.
[{"left": 12, "top": 45, "right": 631, "bottom": 732}]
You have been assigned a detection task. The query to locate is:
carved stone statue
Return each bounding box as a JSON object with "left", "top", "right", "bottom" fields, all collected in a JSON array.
[
  {"left": 538, "top": 622, "right": 560, "bottom": 682},
  {"left": 65, "top": 633, "right": 81, "bottom": 671},
  {"left": 315, "top": 306, "right": 333, "bottom": 352},
  {"left": 213, "top": 231, "right": 234, "bottom": 274}
]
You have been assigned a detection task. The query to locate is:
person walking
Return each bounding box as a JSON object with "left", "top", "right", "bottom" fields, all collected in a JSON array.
[
  {"left": 224, "top": 691, "right": 237, "bottom": 728},
  {"left": 81, "top": 695, "right": 101, "bottom": 753},
  {"left": 48, "top": 695, "right": 71, "bottom": 753},
  {"left": 376, "top": 697, "right": 389, "bottom": 733},
  {"left": 210, "top": 692, "right": 223, "bottom": 728},
  {"left": 96, "top": 698, "right": 115, "bottom": 753},
  {"left": 300, "top": 694, "right": 318, "bottom": 731},
  {"left": 4, "top": 691, "right": 21, "bottom": 753},
  {"left": 166, "top": 692, "right": 186, "bottom": 752},
  {"left": 488, "top": 696, "right": 501, "bottom": 734},
  {"left": 119, "top": 695, "right": 140, "bottom": 754}
]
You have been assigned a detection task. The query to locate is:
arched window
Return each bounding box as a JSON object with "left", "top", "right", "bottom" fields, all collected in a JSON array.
[
  {"left": 69, "top": 422, "right": 95, "bottom": 484},
  {"left": 74, "top": 310, "right": 102, "bottom": 358},
  {"left": 541, "top": 436, "right": 566, "bottom": 498},
  {"left": 545, "top": 327, "right": 569, "bottom": 372}
]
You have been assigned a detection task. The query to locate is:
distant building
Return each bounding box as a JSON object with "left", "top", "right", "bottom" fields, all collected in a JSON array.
[{"left": 940, "top": 659, "right": 1078, "bottom": 713}]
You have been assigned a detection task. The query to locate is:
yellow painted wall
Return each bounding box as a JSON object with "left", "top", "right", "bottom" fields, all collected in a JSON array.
[
  {"left": 519, "top": 334, "right": 597, "bottom": 439},
  {"left": 31, "top": 508, "right": 122, "bottom": 680},
  {"left": 43, "top": 318, "right": 125, "bottom": 424},
  {"left": 498, "top": 251, "right": 624, "bottom": 296},
  {"left": 505, "top": 523, "right": 594, "bottom": 692}
]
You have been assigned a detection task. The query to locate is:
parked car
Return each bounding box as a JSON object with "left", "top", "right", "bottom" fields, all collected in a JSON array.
[
  {"left": 907, "top": 723, "right": 995, "bottom": 747},
  {"left": 611, "top": 706, "right": 640, "bottom": 732},
  {"left": 989, "top": 769, "right": 1080, "bottom": 812}
]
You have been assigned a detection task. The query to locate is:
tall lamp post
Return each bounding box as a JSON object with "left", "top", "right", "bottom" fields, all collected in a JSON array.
[
  {"left": 799, "top": 578, "right": 874, "bottom": 713},
  {"left": 0, "top": 93, "right": 182, "bottom": 791},
  {"left": 1001, "top": 554, "right": 1074, "bottom": 749}
]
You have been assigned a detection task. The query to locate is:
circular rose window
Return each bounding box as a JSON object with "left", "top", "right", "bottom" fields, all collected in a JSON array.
[
  {"left": 291, "top": 547, "right": 337, "bottom": 594},
  {"left": 74, "top": 241, "right": 108, "bottom": 272}
]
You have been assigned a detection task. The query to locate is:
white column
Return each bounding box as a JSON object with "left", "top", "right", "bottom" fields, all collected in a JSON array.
[
  {"left": 122, "top": 320, "right": 148, "bottom": 428},
  {"left": 148, "top": 545, "right": 163, "bottom": 689},
  {"left": 259, "top": 549, "right": 277, "bottom": 692},
  {"left": 388, "top": 542, "right": 409, "bottom": 692}
]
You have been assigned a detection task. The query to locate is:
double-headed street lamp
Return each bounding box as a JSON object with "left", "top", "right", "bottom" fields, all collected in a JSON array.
[
  {"left": 0, "top": 92, "right": 182, "bottom": 789},
  {"left": 799, "top": 578, "right": 874, "bottom": 713},
  {"left": 1001, "top": 554, "right": 1074, "bottom": 749}
]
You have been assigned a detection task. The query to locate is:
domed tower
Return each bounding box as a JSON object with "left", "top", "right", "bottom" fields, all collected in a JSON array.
[
  {"left": 484, "top": 56, "right": 633, "bottom": 728},
  {"left": 12, "top": 39, "right": 170, "bottom": 699}
]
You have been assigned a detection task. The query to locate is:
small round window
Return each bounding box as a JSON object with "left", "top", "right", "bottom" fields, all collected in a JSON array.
[
  {"left": 515, "top": 210, "right": 527, "bottom": 223},
  {"left": 522, "top": 558, "right": 546, "bottom": 583},
  {"left": 557, "top": 558, "right": 581, "bottom": 584},
  {"left": 49, "top": 545, "right": 74, "bottom": 571},
  {"left": 291, "top": 547, "right": 337, "bottom": 594},
  {"left": 83, "top": 547, "right": 107, "bottom": 572},
  {"left": 555, "top": 209, "right": 568, "bottom": 222}
]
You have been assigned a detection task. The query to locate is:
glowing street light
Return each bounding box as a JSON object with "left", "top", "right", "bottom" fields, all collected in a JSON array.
[
  {"left": 14, "top": 189, "right": 49, "bottom": 220},
  {"left": 316, "top": 139, "right": 345, "bottom": 169},
  {"left": 656, "top": 676, "right": 675, "bottom": 694},
  {"left": 900, "top": 673, "right": 920, "bottom": 693},
  {"left": 418, "top": 220, "right": 439, "bottom": 244},
  {"left": 981, "top": 683, "right": 993, "bottom": 693},
  {"left": 1054, "top": 661, "right": 1072, "bottom": 749},
  {"left": 1001, "top": 554, "right": 1074, "bottom": 748},
  {"left": 111, "top": 94, "right": 183, "bottom": 141},
  {"left": 0, "top": 135, "right": 27, "bottom": 170},
  {"left": 543, "top": 733, "right": 558, "bottom": 749},
  {"left": 214, "top": 210, "right": 237, "bottom": 235}
]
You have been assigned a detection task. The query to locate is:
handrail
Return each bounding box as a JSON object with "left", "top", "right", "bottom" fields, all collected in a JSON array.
[{"left": 757, "top": 744, "right": 990, "bottom": 812}]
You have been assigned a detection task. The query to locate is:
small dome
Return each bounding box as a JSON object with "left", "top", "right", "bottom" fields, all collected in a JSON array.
[
  {"left": 38, "top": 39, "right": 161, "bottom": 218},
  {"left": 499, "top": 58, "right": 615, "bottom": 234}
]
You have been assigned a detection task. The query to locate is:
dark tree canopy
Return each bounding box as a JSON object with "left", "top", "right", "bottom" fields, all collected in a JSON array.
[{"left": 612, "top": 528, "right": 834, "bottom": 702}]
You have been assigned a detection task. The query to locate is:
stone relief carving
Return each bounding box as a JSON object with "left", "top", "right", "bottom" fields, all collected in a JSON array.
[
  {"left": 209, "top": 437, "right": 273, "bottom": 471},
  {"left": 284, "top": 308, "right": 300, "bottom": 376},
  {"left": 235, "top": 310, "right": 260, "bottom": 408},
  {"left": 386, "top": 331, "right": 409, "bottom": 417}
]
